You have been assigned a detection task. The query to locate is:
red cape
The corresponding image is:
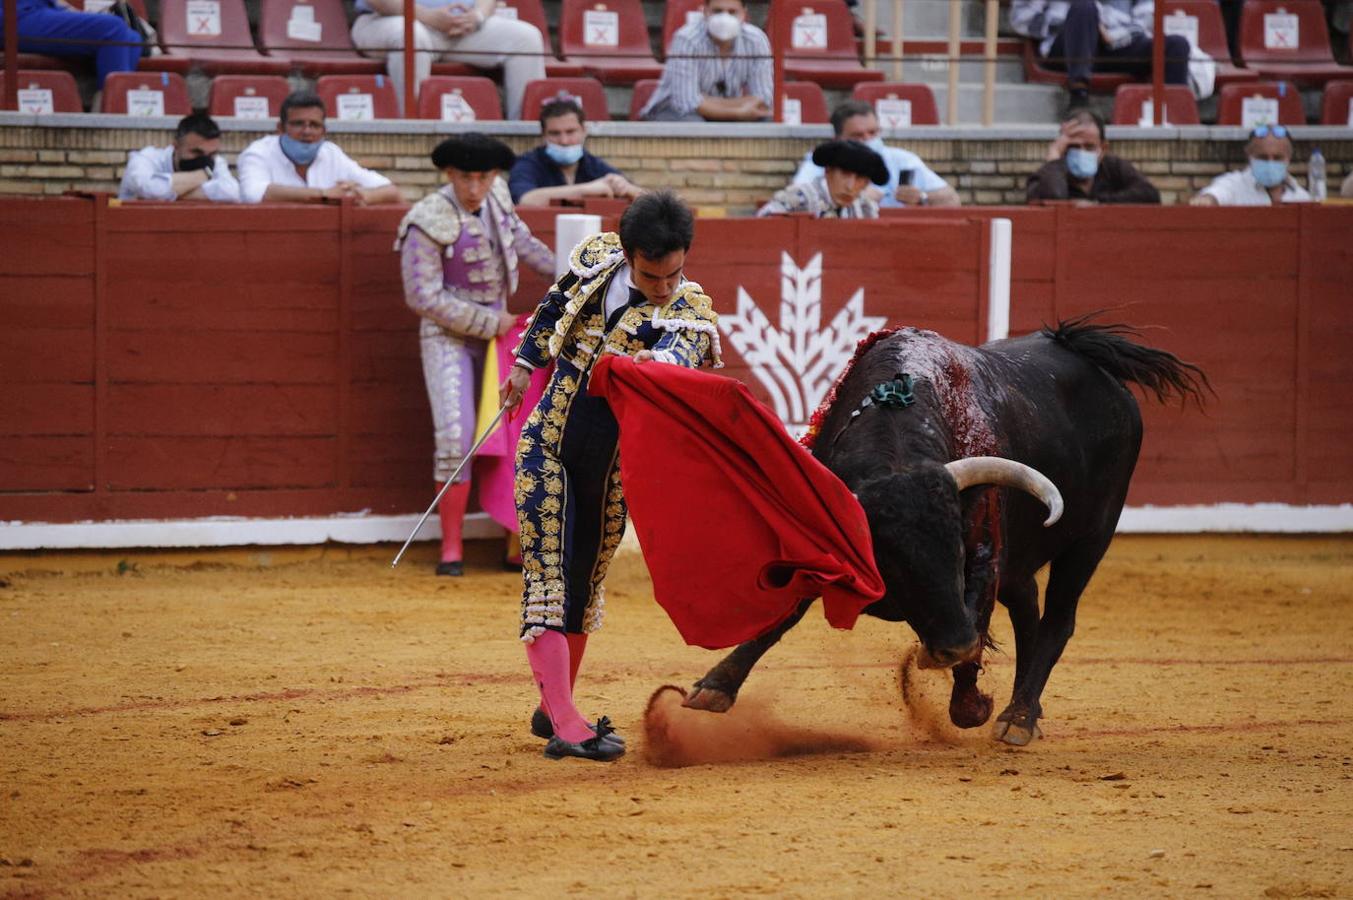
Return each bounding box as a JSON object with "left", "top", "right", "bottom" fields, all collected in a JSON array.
[{"left": 588, "top": 356, "right": 885, "bottom": 650}]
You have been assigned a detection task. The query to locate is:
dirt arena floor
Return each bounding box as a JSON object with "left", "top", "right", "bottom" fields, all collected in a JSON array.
[{"left": 2, "top": 534, "right": 1352, "bottom": 898}]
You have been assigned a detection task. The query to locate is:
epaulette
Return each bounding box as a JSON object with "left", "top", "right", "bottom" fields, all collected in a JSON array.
[
  {"left": 654, "top": 280, "right": 723, "bottom": 367},
  {"left": 394, "top": 191, "right": 461, "bottom": 250},
  {"left": 568, "top": 232, "right": 625, "bottom": 279}
]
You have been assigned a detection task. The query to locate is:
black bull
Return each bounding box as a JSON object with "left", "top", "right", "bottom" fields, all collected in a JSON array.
[{"left": 684, "top": 317, "right": 1208, "bottom": 746}]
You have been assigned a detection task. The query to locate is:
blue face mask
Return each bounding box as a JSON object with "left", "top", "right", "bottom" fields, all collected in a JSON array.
[
  {"left": 1250, "top": 158, "right": 1288, "bottom": 188},
  {"left": 543, "top": 141, "right": 584, "bottom": 167},
  {"left": 279, "top": 133, "right": 324, "bottom": 166},
  {"left": 1065, "top": 147, "right": 1100, "bottom": 180}
]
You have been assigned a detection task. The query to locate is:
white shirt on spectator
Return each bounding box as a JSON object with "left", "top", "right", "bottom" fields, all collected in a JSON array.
[
  {"left": 236, "top": 135, "right": 392, "bottom": 204},
  {"left": 118, "top": 145, "right": 240, "bottom": 203},
  {"left": 640, "top": 19, "right": 773, "bottom": 119},
  {"left": 1198, "top": 168, "right": 1312, "bottom": 206},
  {"left": 793, "top": 145, "right": 949, "bottom": 208}
]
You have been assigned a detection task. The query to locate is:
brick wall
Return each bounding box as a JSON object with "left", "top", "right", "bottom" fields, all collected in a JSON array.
[{"left": 1, "top": 121, "right": 1349, "bottom": 211}]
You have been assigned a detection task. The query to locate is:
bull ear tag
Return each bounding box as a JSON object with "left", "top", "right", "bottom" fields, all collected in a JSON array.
[{"left": 850, "top": 374, "right": 915, "bottom": 419}]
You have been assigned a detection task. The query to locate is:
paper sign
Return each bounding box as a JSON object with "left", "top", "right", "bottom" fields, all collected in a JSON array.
[
  {"left": 875, "top": 97, "right": 912, "bottom": 129},
  {"left": 1241, "top": 95, "right": 1280, "bottom": 128},
  {"left": 440, "top": 91, "right": 476, "bottom": 122},
  {"left": 1163, "top": 12, "right": 1199, "bottom": 51},
  {"left": 336, "top": 92, "right": 375, "bottom": 120},
  {"left": 494, "top": 5, "right": 518, "bottom": 18},
  {"left": 1136, "top": 99, "right": 1170, "bottom": 126},
  {"left": 233, "top": 94, "right": 271, "bottom": 118},
  {"left": 1263, "top": 12, "right": 1298, "bottom": 49},
  {"left": 583, "top": 9, "right": 619, "bottom": 47},
  {"left": 83, "top": 0, "right": 114, "bottom": 11},
  {"left": 126, "top": 88, "right": 165, "bottom": 116},
  {"left": 186, "top": 0, "right": 222, "bottom": 37},
  {"left": 18, "top": 88, "right": 55, "bottom": 115},
  {"left": 781, "top": 96, "right": 802, "bottom": 125},
  {"left": 792, "top": 12, "right": 827, "bottom": 49},
  {"left": 286, "top": 4, "right": 323, "bottom": 41}
]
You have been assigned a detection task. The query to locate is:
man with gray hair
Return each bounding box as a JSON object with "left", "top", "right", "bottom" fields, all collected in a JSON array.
[{"left": 1191, "top": 125, "right": 1312, "bottom": 207}]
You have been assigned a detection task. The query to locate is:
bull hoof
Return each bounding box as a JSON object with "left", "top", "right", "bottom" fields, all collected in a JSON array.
[
  {"left": 683, "top": 685, "right": 734, "bottom": 713},
  {"left": 992, "top": 718, "right": 1043, "bottom": 746},
  {"left": 949, "top": 689, "right": 994, "bottom": 729}
]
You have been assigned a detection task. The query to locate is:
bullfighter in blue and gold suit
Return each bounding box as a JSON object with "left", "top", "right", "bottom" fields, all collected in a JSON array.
[{"left": 500, "top": 191, "right": 721, "bottom": 762}]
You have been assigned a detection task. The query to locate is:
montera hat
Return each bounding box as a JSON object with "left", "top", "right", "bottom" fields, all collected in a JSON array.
[
  {"left": 811, "top": 139, "right": 889, "bottom": 186},
  {"left": 430, "top": 133, "right": 516, "bottom": 172}
]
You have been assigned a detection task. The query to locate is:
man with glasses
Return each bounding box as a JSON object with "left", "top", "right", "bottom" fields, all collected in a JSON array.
[
  {"left": 639, "top": 0, "right": 772, "bottom": 122},
  {"left": 236, "top": 91, "right": 402, "bottom": 205},
  {"left": 1191, "top": 125, "right": 1312, "bottom": 206}
]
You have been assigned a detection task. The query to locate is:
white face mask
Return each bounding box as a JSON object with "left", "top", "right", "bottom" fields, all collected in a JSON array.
[{"left": 706, "top": 11, "right": 741, "bottom": 42}]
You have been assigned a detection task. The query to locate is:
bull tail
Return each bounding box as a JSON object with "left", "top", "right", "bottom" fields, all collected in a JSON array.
[{"left": 1042, "top": 313, "right": 1212, "bottom": 408}]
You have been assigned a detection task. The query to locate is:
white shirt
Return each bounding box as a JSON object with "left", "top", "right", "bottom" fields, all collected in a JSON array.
[
  {"left": 1198, "top": 168, "right": 1312, "bottom": 206},
  {"left": 793, "top": 144, "right": 948, "bottom": 207},
  {"left": 118, "top": 145, "right": 240, "bottom": 203},
  {"left": 236, "top": 135, "right": 392, "bottom": 204}
]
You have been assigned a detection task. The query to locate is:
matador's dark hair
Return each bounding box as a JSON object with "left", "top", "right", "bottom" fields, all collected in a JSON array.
[{"left": 618, "top": 190, "right": 694, "bottom": 260}]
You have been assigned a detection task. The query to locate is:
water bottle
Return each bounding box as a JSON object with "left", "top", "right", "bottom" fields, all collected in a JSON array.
[{"left": 1308, "top": 147, "right": 1327, "bottom": 202}]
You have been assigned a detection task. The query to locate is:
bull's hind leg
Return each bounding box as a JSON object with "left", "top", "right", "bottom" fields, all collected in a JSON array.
[
  {"left": 684, "top": 599, "right": 814, "bottom": 712},
  {"left": 995, "top": 540, "right": 1110, "bottom": 746}
]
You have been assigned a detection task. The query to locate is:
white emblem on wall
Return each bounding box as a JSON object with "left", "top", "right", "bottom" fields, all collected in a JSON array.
[{"left": 720, "top": 252, "right": 885, "bottom": 433}]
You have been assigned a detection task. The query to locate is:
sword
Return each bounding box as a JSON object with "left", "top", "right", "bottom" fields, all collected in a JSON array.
[{"left": 390, "top": 403, "right": 513, "bottom": 569}]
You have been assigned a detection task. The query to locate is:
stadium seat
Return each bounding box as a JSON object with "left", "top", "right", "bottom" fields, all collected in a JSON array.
[
  {"left": 1110, "top": 84, "right": 1201, "bottom": 125},
  {"left": 495, "top": 0, "right": 587, "bottom": 76},
  {"left": 416, "top": 75, "right": 504, "bottom": 121},
  {"left": 258, "top": 0, "right": 384, "bottom": 75},
  {"left": 0, "top": 70, "right": 83, "bottom": 113},
  {"left": 1158, "top": 1, "right": 1259, "bottom": 87},
  {"left": 850, "top": 82, "right": 941, "bottom": 126},
  {"left": 559, "top": 0, "right": 664, "bottom": 85},
  {"left": 316, "top": 74, "right": 400, "bottom": 120},
  {"left": 628, "top": 78, "right": 658, "bottom": 119},
  {"left": 1216, "top": 81, "right": 1306, "bottom": 125},
  {"left": 207, "top": 74, "right": 291, "bottom": 119},
  {"left": 1320, "top": 79, "right": 1353, "bottom": 124},
  {"left": 69, "top": 0, "right": 149, "bottom": 16},
  {"left": 429, "top": 62, "right": 485, "bottom": 76},
  {"left": 1238, "top": 0, "right": 1352, "bottom": 86},
  {"left": 661, "top": 0, "right": 705, "bottom": 53},
  {"left": 1021, "top": 40, "right": 1132, "bottom": 92},
  {"left": 781, "top": 81, "right": 830, "bottom": 123},
  {"left": 149, "top": 0, "right": 289, "bottom": 74},
  {"left": 520, "top": 76, "right": 609, "bottom": 121},
  {"left": 101, "top": 71, "right": 192, "bottom": 115},
  {"left": 770, "top": 0, "right": 884, "bottom": 89}
]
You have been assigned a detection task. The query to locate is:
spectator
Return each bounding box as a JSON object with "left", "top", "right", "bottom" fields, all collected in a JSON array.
[
  {"left": 1191, "top": 125, "right": 1312, "bottom": 206},
  {"left": 349, "top": 0, "right": 544, "bottom": 118},
  {"left": 236, "top": 91, "right": 402, "bottom": 205},
  {"left": 508, "top": 98, "right": 643, "bottom": 207},
  {"left": 1342, "top": 170, "right": 1353, "bottom": 200},
  {"left": 0, "top": 0, "right": 141, "bottom": 96},
  {"left": 1027, "top": 109, "right": 1160, "bottom": 204},
  {"left": 1009, "top": 0, "right": 1190, "bottom": 109},
  {"left": 118, "top": 113, "right": 240, "bottom": 203},
  {"left": 640, "top": 0, "right": 772, "bottom": 122},
  {"left": 758, "top": 140, "right": 888, "bottom": 218},
  {"left": 793, "top": 99, "right": 960, "bottom": 208}
]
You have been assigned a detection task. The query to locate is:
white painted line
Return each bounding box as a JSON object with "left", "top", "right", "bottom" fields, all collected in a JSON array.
[{"left": 987, "top": 217, "right": 1012, "bottom": 343}]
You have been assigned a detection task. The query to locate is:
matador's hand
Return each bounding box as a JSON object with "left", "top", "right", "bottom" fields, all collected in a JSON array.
[{"left": 500, "top": 363, "right": 532, "bottom": 410}]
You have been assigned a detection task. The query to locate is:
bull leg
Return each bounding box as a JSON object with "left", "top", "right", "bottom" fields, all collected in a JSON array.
[
  {"left": 684, "top": 598, "right": 814, "bottom": 713},
  {"left": 948, "top": 554, "right": 1000, "bottom": 728},
  {"left": 995, "top": 541, "right": 1109, "bottom": 746}
]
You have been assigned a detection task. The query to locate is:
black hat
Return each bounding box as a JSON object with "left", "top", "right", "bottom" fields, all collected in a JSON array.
[
  {"left": 430, "top": 133, "right": 516, "bottom": 172},
  {"left": 811, "top": 139, "right": 889, "bottom": 186}
]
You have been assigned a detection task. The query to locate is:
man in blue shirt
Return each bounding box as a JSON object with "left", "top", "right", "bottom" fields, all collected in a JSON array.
[
  {"left": 793, "top": 100, "right": 960, "bottom": 208},
  {"left": 508, "top": 98, "right": 643, "bottom": 207}
]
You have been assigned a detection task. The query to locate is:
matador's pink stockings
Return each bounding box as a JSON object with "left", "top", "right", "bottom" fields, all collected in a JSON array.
[
  {"left": 436, "top": 481, "right": 471, "bottom": 563},
  {"left": 525, "top": 630, "right": 592, "bottom": 743}
]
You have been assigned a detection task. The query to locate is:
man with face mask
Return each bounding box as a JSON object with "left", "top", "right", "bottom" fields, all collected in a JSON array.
[
  {"left": 640, "top": 0, "right": 773, "bottom": 122},
  {"left": 759, "top": 139, "right": 889, "bottom": 218},
  {"left": 1191, "top": 125, "right": 1313, "bottom": 207},
  {"left": 508, "top": 97, "right": 643, "bottom": 207},
  {"left": 1026, "top": 109, "right": 1160, "bottom": 204},
  {"left": 236, "top": 91, "right": 403, "bottom": 205},
  {"left": 118, "top": 113, "right": 239, "bottom": 203}
]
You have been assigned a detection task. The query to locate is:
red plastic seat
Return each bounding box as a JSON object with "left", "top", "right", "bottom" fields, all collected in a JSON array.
[
  {"left": 520, "top": 76, "right": 609, "bottom": 121},
  {"left": 661, "top": 0, "right": 705, "bottom": 54},
  {"left": 781, "top": 81, "right": 830, "bottom": 123},
  {"left": 1021, "top": 40, "right": 1133, "bottom": 92},
  {"left": 429, "top": 62, "right": 486, "bottom": 76},
  {"left": 151, "top": 0, "right": 289, "bottom": 74},
  {"left": 1216, "top": 81, "right": 1307, "bottom": 125},
  {"left": 258, "top": 0, "right": 384, "bottom": 75},
  {"left": 628, "top": 78, "right": 658, "bottom": 120},
  {"left": 207, "top": 74, "right": 292, "bottom": 118},
  {"left": 559, "top": 0, "right": 664, "bottom": 85},
  {"left": 1110, "top": 84, "right": 1202, "bottom": 125},
  {"left": 69, "top": 0, "right": 149, "bottom": 17},
  {"left": 1320, "top": 79, "right": 1353, "bottom": 124},
  {"left": 850, "top": 82, "right": 941, "bottom": 126},
  {"left": 1238, "top": 0, "right": 1352, "bottom": 86},
  {"left": 316, "top": 74, "right": 400, "bottom": 119},
  {"left": 101, "top": 71, "right": 192, "bottom": 114},
  {"left": 771, "top": 0, "right": 884, "bottom": 89},
  {"left": 0, "top": 70, "right": 83, "bottom": 112},
  {"left": 1158, "top": 1, "right": 1259, "bottom": 87},
  {"left": 495, "top": 0, "right": 587, "bottom": 76},
  {"left": 416, "top": 75, "right": 504, "bottom": 121}
]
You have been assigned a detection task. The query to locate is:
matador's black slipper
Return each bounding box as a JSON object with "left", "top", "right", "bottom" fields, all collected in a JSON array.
[
  {"left": 435, "top": 561, "right": 463, "bottom": 577},
  {"left": 543, "top": 718, "right": 626, "bottom": 762},
  {"left": 531, "top": 708, "right": 625, "bottom": 746}
]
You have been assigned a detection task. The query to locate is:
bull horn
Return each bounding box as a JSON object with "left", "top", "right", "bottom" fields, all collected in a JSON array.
[{"left": 943, "top": 457, "right": 1064, "bottom": 527}]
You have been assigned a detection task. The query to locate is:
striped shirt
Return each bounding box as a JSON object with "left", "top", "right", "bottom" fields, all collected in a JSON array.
[
  {"left": 757, "top": 177, "right": 879, "bottom": 219},
  {"left": 1010, "top": 0, "right": 1152, "bottom": 56},
  {"left": 640, "top": 19, "right": 773, "bottom": 119}
]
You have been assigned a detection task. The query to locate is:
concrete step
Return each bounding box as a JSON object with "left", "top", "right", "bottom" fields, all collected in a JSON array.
[
  {"left": 922, "top": 82, "right": 1066, "bottom": 125},
  {"left": 867, "top": 53, "right": 1027, "bottom": 84}
]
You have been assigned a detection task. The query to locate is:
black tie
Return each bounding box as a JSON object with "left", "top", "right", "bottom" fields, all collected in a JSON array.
[{"left": 605, "top": 287, "right": 647, "bottom": 332}]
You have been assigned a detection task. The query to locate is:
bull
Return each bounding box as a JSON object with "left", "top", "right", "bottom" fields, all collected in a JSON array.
[{"left": 683, "top": 316, "right": 1208, "bottom": 745}]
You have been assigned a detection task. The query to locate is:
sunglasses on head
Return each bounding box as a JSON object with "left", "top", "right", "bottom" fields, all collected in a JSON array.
[{"left": 1250, "top": 124, "right": 1289, "bottom": 139}]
